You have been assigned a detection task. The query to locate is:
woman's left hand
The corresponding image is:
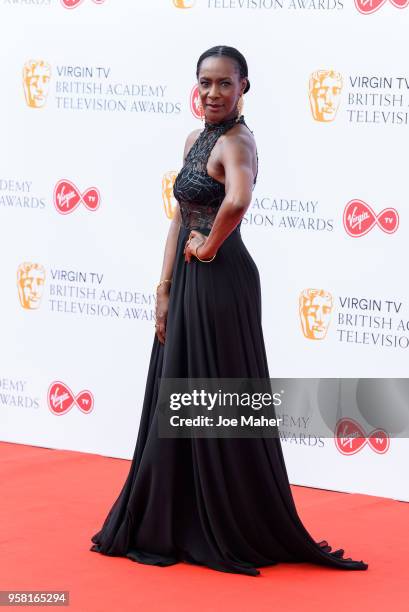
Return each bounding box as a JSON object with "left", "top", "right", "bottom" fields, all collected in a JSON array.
[{"left": 184, "top": 230, "right": 206, "bottom": 263}]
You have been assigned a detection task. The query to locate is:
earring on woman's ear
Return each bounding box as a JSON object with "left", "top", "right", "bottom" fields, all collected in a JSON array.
[
  {"left": 197, "top": 99, "right": 205, "bottom": 122},
  {"left": 236, "top": 94, "right": 244, "bottom": 119}
]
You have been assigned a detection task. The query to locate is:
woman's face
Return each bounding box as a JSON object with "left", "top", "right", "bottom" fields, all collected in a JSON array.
[{"left": 197, "top": 56, "right": 247, "bottom": 122}]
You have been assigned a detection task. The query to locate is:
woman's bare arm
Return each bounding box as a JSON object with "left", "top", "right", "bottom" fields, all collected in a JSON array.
[
  {"left": 155, "top": 130, "right": 199, "bottom": 342},
  {"left": 155, "top": 195, "right": 180, "bottom": 344},
  {"left": 157, "top": 206, "right": 180, "bottom": 282},
  {"left": 157, "top": 129, "right": 200, "bottom": 284}
]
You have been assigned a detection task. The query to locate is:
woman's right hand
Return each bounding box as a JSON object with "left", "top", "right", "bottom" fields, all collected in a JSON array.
[{"left": 155, "top": 287, "right": 170, "bottom": 344}]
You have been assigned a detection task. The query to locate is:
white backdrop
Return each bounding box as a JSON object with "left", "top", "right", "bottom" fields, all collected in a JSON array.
[{"left": 1, "top": 0, "right": 408, "bottom": 502}]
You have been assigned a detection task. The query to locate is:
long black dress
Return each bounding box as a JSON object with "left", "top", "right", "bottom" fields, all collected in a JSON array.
[{"left": 90, "top": 114, "right": 368, "bottom": 576}]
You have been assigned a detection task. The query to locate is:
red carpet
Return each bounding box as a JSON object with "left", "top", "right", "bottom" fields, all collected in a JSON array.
[{"left": 0, "top": 441, "right": 407, "bottom": 612}]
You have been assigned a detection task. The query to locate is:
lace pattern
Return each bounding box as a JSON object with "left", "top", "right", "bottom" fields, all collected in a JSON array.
[{"left": 173, "top": 114, "right": 257, "bottom": 230}]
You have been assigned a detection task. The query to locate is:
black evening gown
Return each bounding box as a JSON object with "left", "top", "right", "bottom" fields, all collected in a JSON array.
[{"left": 90, "top": 115, "right": 368, "bottom": 576}]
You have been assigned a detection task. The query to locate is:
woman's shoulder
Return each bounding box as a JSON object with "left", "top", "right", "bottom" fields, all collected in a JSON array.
[
  {"left": 221, "top": 120, "right": 257, "bottom": 158},
  {"left": 225, "top": 118, "right": 255, "bottom": 142},
  {"left": 219, "top": 120, "right": 258, "bottom": 179},
  {"left": 183, "top": 128, "right": 202, "bottom": 161}
]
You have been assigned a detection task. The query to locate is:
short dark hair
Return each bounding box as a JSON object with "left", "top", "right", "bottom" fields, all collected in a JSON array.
[{"left": 196, "top": 45, "right": 250, "bottom": 94}]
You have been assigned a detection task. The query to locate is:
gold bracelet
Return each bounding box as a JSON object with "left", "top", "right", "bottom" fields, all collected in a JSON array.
[
  {"left": 195, "top": 244, "right": 216, "bottom": 263},
  {"left": 156, "top": 279, "right": 172, "bottom": 292}
]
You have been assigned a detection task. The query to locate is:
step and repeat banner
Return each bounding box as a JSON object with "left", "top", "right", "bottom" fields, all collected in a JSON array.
[{"left": 1, "top": 1, "right": 408, "bottom": 501}]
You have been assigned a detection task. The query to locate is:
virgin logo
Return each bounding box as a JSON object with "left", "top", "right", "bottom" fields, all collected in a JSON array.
[
  {"left": 190, "top": 84, "right": 204, "bottom": 120},
  {"left": 355, "top": 0, "right": 409, "bottom": 13},
  {"left": 54, "top": 179, "right": 100, "bottom": 215},
  {"left": 343, "top": 199, "right": 399, "bottom": 237},
  {"left": 48, "top": 381, "right": 94, "bottom": 416},
  {"left": 334, "top": 418, "right": 389, "bottom": 455},
  {"left": 61, "top": 0, "right": 105, "bottom": 8}
]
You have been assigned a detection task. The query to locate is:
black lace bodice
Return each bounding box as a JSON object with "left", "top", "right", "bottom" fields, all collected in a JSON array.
[{"left": 173, "top": 114, "right": 257, "bottom": 230}]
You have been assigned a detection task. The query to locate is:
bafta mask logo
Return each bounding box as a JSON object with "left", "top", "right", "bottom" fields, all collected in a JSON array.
[
  {"left": 309, "top": 70, "right": 342, "bottom": 122},
  {"left": 23, "top": 60, "right": 51, "bottom": 108},
  {"left": 162, "top": 171, "right": 178, "bottom": 219},
  {"left": 48, "top": 381, "right": 94, "bottom": 415},
  {"left": 299, "top": 289, "right": 333, "bottom": 340},
  {"left": 61, "top": 0, "right": 106, "bottom": 8},
  {"left": 54, "top": 179, "right": 100, "bottom": 214},
  {"left": 334, "top": 418, "right": 389, "bottom": 455},
  {"left": 190, "top": 84, "right": 204, "bottom": 120},
  {"left": 17, "top": 262, "right": 46, "bottom": 310},
  {"left": 173, "top": 0, "right": 195, "bottom": 7},
  {"left": 355, "top": 0, "right": 409, "bottom": 13},
  {"left": 343, "top": 199, "right": 399, "bottom": 237}
]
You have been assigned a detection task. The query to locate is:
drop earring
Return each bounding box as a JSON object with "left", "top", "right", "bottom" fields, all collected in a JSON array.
[
  {"left": 236, "top": 94, "right": 244, "bottom": 120},
  {"left": 197, "top": 98, "right": 205, "bottom": 122}
]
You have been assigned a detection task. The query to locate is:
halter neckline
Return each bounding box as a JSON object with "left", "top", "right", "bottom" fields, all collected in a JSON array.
[
  {"left": 173, "top": 111, "right": 257, "bottom": 230},
  {"left": 204, "top": 114, "right": 244, "bottom": 130}
]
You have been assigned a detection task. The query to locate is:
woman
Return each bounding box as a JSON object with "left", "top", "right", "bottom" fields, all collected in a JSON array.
[{"left": 90, "top": 45, "right": 368, "bottom": 576}]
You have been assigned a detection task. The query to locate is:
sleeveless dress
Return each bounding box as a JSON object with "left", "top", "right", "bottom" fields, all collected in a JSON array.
[{"left": 90, "top": 114, "right": 368, "bottom": 576}]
